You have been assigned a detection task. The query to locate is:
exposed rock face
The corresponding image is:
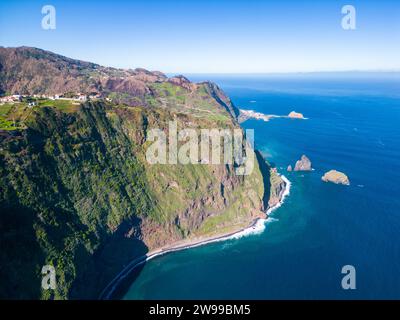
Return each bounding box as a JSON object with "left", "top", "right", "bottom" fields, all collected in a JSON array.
[
  {"left": 133, "top": 68, "right": 167, "bottom": 82},
  {"left": 288, "top": 111, "right": 305, "bottom": 119},
  {"left": 267, "top": 171, "right": 287, "bottom": 209},
  {"left": 0, "top": 105, "right": 263, "bottom": 300},
  {"left": 0, "top": 47, "right": 161, "bottom": 102},
  {"left": 168, "top": 75, "right": 196, "bottom": 91},
  {"left": 294, "top": 155, "right": 312, "bottom": 171},
  {"left": 322, "top": 170, "right": 350, "bottom": 185},
  {"left": 287, "top": 165, "right": 292, "bottom": 172},
  {"left": 254, "top": 151, "right": 287, "bottom": 212},
  {"left": 203, "top": 81, "right": 240, "bottom": 119},
  {"left": 0, "top": 47, "right": 272, "bottom": 299}
]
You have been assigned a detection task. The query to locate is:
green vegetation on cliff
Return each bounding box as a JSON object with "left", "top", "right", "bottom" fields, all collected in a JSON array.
[
  {"left": 0, "top": 47, "right": 279, "bottom": 300},
  {"left": 0, "top": 100, "right": 268, "bottom": 299}
]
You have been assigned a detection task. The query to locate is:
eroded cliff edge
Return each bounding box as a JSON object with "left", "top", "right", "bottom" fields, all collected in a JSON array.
[{"left": 0, "top": 47, "right": 286, "bottom": 299}]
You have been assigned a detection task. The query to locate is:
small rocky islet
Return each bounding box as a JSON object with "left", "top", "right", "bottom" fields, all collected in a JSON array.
[
  {"left": 287, "top": 155, "right": 349, "bottom": 185},
  {"left": 322, "top": 170, "right": 350, "bottom": 185},
  {"left": 288, "top": 111, "right": 305, "bottom": 119},
  {"left": 287, "top": 155, "right": 312, "bottom": 172},
  {"left": 294, "top": 155, "right": 312, "bottom": 171}
]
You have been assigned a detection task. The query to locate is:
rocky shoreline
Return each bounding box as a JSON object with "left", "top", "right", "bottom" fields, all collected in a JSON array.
[
  {"left": 239, "top": 109, "right": 307, "bottom": 123},
  {"left": 99, "top": 170, "right": 291, "bottom": 300}
]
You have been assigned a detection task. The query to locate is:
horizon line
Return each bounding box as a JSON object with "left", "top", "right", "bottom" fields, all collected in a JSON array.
[
  {"left": 3, "top": 45, "right": 400, "bottom": 75},
  {"left": 173, "top": 70, "right": 400, "bottom": 75}
]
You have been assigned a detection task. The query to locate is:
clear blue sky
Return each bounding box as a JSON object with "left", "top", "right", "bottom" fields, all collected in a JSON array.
[{"left": 0, "top": 0, "right": 399, "bottom": 73}]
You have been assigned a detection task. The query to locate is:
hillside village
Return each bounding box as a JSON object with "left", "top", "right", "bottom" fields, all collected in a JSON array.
[
  {"left": 0, "top": 92, "right": 103, "bottom": 105},
  {"left": 0, "top": 92, "right": 106, "bottom": 131}
]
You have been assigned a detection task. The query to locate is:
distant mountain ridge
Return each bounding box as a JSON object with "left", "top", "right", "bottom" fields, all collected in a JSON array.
[
  {"left": 0, "top": 46, "right": 162, "bottom": 95},
  {"left": 0, "top": 46, "right": 240, "bottom": 118}
]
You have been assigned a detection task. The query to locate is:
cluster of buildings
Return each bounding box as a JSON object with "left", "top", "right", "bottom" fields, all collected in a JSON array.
[
  {"left": 33, "top": 93, "right": 90, "bottom": 102},
  {"left": 46, "top": 93, "right": 89, "bottom": 101},
  {"left": 0, "top": 95, "right": 22, "bottom": 103},
  {"left": 0, "top": 92, "right": 102, "bottom": 105}
]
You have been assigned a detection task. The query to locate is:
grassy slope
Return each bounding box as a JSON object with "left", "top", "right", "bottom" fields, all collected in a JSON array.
[{"left": 0, "top": 91, "right": 266, "bottom": 299}]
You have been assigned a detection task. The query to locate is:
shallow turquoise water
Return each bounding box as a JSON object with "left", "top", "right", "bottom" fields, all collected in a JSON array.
[{"left": 123, "top": 74, "right": 400, "bottom": 299}]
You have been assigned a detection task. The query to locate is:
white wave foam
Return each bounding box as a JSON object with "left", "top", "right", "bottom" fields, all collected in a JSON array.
[
  {"left": 266, "top": 175, "right": 291, "bottom": 215},
  {"left": 218, "top": 174, "right": 292, "bottom": 242},
  {"left": 228, "top": 218, "right": 267, "bottom": 239}
]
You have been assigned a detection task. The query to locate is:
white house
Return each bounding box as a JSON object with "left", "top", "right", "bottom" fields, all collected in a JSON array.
[{"left": 0, "top": 95, "right": 20, "bottom": 103}]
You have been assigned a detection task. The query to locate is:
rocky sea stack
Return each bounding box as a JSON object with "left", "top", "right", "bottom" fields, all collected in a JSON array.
[
  {"left": 294, "top": 155, "right": 312, "bottom": 171},
  {"left": 322, "top": 170, "right": 350, "bottom": 185}
]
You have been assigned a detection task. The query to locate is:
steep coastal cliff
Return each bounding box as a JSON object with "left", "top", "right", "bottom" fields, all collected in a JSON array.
[{"left": 0, "top": 47, "right": 285, "bottom": 299}]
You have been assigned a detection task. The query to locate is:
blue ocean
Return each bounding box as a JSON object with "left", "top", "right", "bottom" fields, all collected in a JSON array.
[{"left": 123, "top": 74, "right": 400, "bottom": 299}]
